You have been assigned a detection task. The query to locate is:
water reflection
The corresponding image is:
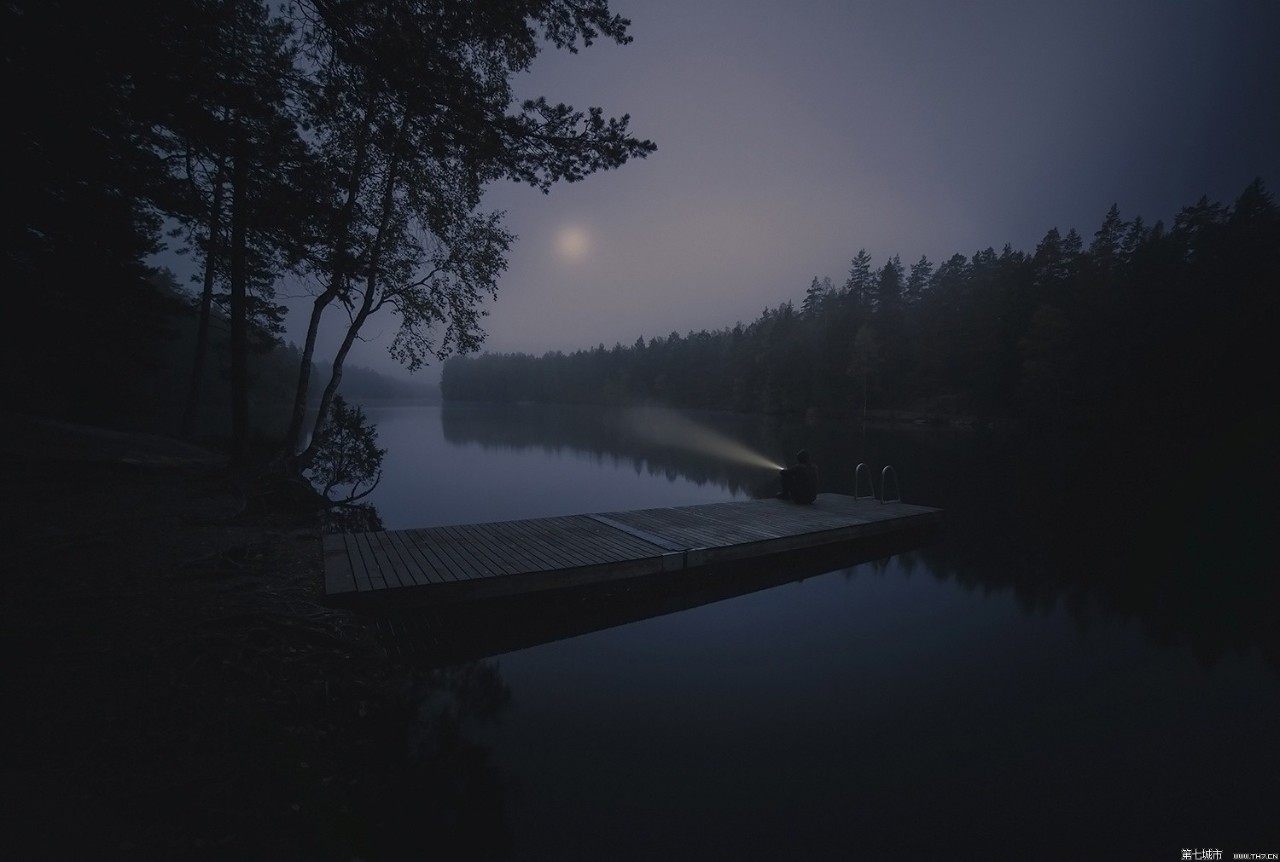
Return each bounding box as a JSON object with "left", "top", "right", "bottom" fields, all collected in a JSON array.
[
  {"left": 429, "top": 402, "right": 1276, "bottom": 671},
  {"left": 912, "top": 428, "right": 1278, "bottom": 673},
  {"left": 441, "top": 402, "right": 790, "bottom": 496},
  {"left": 361, "top": 403, "right": 1277, "bottom": 858},
  {"left": 359, "top": 661, "right": 514, "bottom": 861},
  {"left": 372, "top": 531, "right": 936, "bottom": 669}
]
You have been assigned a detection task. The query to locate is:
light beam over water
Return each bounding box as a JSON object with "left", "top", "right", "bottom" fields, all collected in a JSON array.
[{"left": 626, "top": 407, "right": 783, "bottom": 471}]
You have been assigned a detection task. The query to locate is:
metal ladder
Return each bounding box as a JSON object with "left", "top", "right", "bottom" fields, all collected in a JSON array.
[{"left": 854, "top": 462, "right": 901, "bottom": 503}]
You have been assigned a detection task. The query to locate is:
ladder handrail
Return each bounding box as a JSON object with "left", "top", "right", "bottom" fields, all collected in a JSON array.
[
  {"left": 853, "top": 462, "right": 875, "bottom": 500},
  {"left": 880, "top": 465, "right": 901, "bottom": 503}
]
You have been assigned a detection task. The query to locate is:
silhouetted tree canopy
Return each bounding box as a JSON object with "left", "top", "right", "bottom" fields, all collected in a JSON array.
[{"left": 3, "top": 0, "right": 654, "bottom": 469}]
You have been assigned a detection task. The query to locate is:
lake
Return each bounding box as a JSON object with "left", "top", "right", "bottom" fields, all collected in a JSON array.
[{"left": 353, "top": 402, "right": 1277, "bottom": 860}]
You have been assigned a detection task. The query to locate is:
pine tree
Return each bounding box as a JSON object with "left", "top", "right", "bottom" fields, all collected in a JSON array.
[
  {"left": 843, "top": 249, "right": 873, "bottom": 307},
  {"left": 905, "top": 255, "right": 933, "bottom": 305}
]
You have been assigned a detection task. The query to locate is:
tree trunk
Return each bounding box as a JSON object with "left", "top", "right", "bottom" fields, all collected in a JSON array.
[
  {"left": 228, "top": 146, "right": 250, "bottom": 463},
  {"left": 296, "top": 281, "right": 376, "bottom": 467},
  {"left": 180, "top": 156, "right": 226, "bottom": 438},
  {"left": 285, "top": 280, "right": 339, "bottom": 456},
  {"left": 284, "top": 113, "right": 374, "bottom": 458},
  {"left": 296, "top": 110, "right": 409, "bottom": 467}
]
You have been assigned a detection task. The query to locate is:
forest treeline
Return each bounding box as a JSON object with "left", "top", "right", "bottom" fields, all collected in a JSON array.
[{"left": 443, "top": 181, "right": 1278, "bottom": 435}]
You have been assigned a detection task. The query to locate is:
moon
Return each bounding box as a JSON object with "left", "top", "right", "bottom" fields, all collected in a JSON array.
[{"left": 555, "top": 225, "right": 590, "bottom": 261}]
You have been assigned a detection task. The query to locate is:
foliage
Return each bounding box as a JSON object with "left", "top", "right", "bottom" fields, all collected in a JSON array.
[
  {"left": 279, "top": 0, "right": 656, "bottom": 467},
  {"left": 4, "top": 0, "right": 653, "bottom": 470},
  {"left": 3, "top": 1, "right": 173, "bottom": 421},
  {"left": 305, "top": 395, "right": 386, "bottom": 503}
]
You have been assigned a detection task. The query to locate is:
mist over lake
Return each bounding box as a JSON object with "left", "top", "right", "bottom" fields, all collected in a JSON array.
[{"left": 352, "top": 402, "right": 1278, "bottom": 859}]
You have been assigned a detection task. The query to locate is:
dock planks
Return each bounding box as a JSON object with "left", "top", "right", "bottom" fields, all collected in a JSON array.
[{"left": 323, "top": 493, "right": 941, "bottom": 607}]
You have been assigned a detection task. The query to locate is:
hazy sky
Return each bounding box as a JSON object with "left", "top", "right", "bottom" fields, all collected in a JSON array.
[{"left": 240, "top": 0, "right": 1280, "bottom": 381}]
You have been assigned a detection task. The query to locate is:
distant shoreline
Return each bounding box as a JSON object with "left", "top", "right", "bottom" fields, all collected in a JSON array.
[{"left": 433, "top": 398, "right": 1015, "bottom": 431}]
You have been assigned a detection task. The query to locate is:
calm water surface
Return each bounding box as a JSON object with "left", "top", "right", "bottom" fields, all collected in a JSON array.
[{"left": 357, "top": 403, "right": 1277, "bottom": 860}]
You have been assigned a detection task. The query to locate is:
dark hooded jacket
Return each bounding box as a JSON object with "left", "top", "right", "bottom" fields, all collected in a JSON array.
[{"left": 781, "top": 451, "right": 818, "bottom": 504}]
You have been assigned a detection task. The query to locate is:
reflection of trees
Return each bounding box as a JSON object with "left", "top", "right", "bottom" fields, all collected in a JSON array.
[
  {"left": 441, "top": 402, "right": 797, "bottom": 496},
  {"left": 360, "top": 660, "right": 514, "bottom": 860},
  {"left": 440, "top": 402, "right": 1276, "bottom": 671},
  {"left": 440, "top": 401, "right": 960, "bottom": 499},
  {"left": 906, "top": 429, "right": 1279, "bottom": 673}
]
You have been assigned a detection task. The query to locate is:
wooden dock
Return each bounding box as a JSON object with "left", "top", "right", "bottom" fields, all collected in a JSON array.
[{"left": 323, "top": 493, "right": 942, "bottom": 608}]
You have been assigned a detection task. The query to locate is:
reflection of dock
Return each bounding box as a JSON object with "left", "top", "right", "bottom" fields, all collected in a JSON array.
[{"left": 323, "top": 494, "right": 942, "bottom": 608}]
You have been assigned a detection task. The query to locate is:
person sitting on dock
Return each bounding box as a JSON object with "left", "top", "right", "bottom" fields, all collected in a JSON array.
[{"left": 778, "top": 450, "right": 818, "bottom": 504}]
